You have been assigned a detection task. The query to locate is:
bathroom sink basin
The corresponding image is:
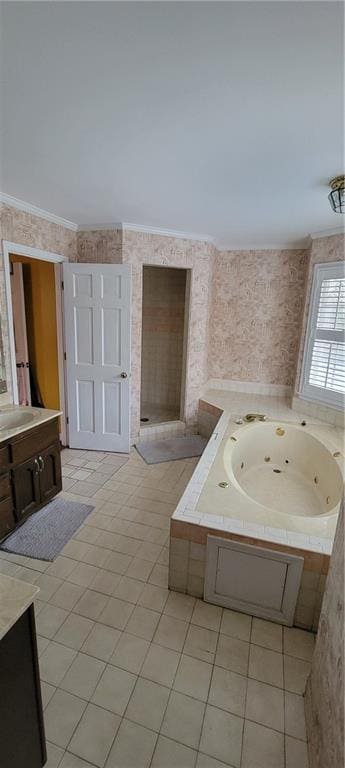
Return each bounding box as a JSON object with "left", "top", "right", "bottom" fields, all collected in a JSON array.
[{"left": 0, "top": 411, "right": 35, "bottom": 430}]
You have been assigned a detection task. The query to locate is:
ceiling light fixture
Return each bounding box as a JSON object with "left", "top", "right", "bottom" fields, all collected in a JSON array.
[{"left": 328, "top": 175, "right": 345, "bottom": 213}]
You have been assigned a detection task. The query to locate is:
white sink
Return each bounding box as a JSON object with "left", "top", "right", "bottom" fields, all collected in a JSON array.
[{"left": 0, "top": 410, "right": 36, "bottom": 431}]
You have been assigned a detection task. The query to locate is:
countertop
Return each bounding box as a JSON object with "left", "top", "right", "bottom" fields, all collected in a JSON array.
[
  {"left": 0, "top": 574, "right": 39, "bottom": 641},
  {"left": 0, "top": 405, "right": 62, "bottom": 443}
]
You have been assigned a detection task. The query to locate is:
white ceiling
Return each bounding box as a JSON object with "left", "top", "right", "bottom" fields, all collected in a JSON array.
[{"left": 1, "top": 1, "right": 344, "bottom": 247}]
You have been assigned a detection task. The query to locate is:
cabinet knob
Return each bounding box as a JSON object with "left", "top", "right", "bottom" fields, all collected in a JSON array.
[
  {"left": 34, "top": 459, "right": 40, "bottom": 475},
  {"left": 38, "top": 456, "right": 45, "bottom": 472}
]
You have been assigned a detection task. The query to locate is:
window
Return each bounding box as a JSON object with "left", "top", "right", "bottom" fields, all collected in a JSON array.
[{"left": 300, "top": 261, "right": 345, "bottom": 409}]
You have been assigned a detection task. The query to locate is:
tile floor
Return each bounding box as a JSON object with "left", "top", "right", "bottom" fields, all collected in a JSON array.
[
  {"left": 140, "top": 403, "right": 180, "bottom": 425},
  {"left": 0, "top": 447, "right": 313, "bottom": 768}
]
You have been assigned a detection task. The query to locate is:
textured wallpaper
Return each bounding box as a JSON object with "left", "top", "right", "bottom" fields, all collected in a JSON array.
[
  {"left": 76, "top": 229, "right": 122, "bottom": 264},
  {"left": 208, "top": 248, "right": 309, "bottom": 386}
]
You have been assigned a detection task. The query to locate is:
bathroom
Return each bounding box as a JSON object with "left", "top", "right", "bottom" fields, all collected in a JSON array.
[{"left": 0, "top": 3, "right": 344, "bottom": 768}]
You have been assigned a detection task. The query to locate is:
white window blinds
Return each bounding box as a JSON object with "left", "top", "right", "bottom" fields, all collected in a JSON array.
[{"left": 301, "top": 263, "right": 345, "bottom": 408}]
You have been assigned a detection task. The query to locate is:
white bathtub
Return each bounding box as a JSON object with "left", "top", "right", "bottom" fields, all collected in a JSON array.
[{"left": 224, "top": 421, "right": 343, "bottom": 518}]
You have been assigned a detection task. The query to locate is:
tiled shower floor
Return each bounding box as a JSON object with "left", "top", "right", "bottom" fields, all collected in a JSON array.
[
  {"left": 0, "top": 447, "right": 311, "bottom": 768},
  {"left": 140, "top": 403, "right": 180, "bottom": 425}
]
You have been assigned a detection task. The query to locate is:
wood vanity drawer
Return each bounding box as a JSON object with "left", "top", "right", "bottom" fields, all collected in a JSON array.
[
  {"left": 0, "top": 445, "right": 11, "bottom": 471},
  {"left": 0, "top": 473, "right": 11, "bottom": 500},
  {"left": 0, "top": 496, "right": 15, "bottom": 539},
  {"left": 10, "top": 419, "right": 59, "bottom": 465}
]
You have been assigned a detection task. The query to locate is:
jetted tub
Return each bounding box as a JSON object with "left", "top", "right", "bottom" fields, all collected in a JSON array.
[{"left": 224, "top": 421, "right": 343, "bottom": 518}]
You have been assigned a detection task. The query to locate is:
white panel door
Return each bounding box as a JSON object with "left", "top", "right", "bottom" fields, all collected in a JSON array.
[{"left": 63, "top": 263, "right": 131, "bottom": 452}]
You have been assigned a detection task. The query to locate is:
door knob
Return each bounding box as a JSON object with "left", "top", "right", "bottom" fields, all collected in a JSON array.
[{"left": 120, "top": 372, "right": 128, "bottom": 378}]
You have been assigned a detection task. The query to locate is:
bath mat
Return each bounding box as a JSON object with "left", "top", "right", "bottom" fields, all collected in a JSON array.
[
  {"left": 135, "top": 435, "right": 207, "bottom": 464},
  {"left": 0, "top": 498, "right": 94, "bottom": 561}
]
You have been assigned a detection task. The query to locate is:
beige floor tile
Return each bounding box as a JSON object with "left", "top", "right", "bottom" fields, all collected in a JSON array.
[
  {"left": 125, "top": 677, "right": 170, "bottom": 731},
  {"left": 209, "top": 666, "right": 247, "bottom": 717},
  {"left": 45, "top": 741, "right": 65, "bottom": 768},
  {"left": 37, "top": 635, "right": 50, "bottom": 655},
  {"left": 110, "top": 632, "right": 150, "bottom": 674},
  {"left": 199, "top": 704, "right": 243, "bottom": 767},
  {"left": 164, "top": 591, "right": 196, "bottom": 622},
  {"left": 54, "top": 614, "right": 94, "bottom": 650},
  {"left": 41, "top": 681, "right": 56, "bottom": 709},
  {"left": 74, "top": 589, "right": 109, "bottom": 620},
  {"left": 104, "top": 718, "right": 157, "bottom": 768},
  {"left": 215, "top": 634, "right": 249, "bottom": 676},
  {"left": 98, "top": 596, "right": 134, "bottom": 630},
  {"left": 137, "top": 583, "right": 169, "bottom": 612},
  {"left": 60, "top": 652, "right": 105, "bottom": 700},
  {"left": 284, "top": 691, "right": 307, "bottom": 740},
  {"left": 140, "top": 643, "right": 180, "bottom": 687},
  {"left": 148, "top": 563, "right": 169, "bottom": 587},
  {"left": 125, "top": 557, "right": 154, "bottom": 582},
  {"left": 125, "top": 605, "right": 161, "bottom": 640},
  {"left": 241, "top": 720, "right": 284, "bottom": 768},
  {"left": 74, "top": 525, "right": 102, "bottom": 545},
  {"left": 251, "top": 618, "right": 283, "bottom": 652},
  {"left": 173, "top": 654, "right": 212, "bottom": 702},
  {"left": 285, "top": 735, "right": 309, "bottom": 768},
  {"left": 151, "top": 735, "right": 197, "bottom": 768},
  {"left": 62, "top": 540, "right": 93, "bottom": 562},
  {"left": 68, "top": 703, "right": 121, "bottom": 767},
  {"left": 153, "top": 613, "right": 188, "bottom": 651},
  {"left": 46, "top": 557, "right": 79, "bottom": 580},
  {"left": 81, "top": 623, "right": 121, "bottom": 662},
  {"left": 246, "top": 678, "right": 284, "bottom": 732},
  {"left": 283, "top": 627, "right": 315, "bottom": 661},
  {"left": 249, "top": 644, "right": 284, "bottom": 688},
  {"left": 92, "top": 664, "right": 137, "bottom": 715},
  {"left": 196, "top": 753, "right": 230, "bottom": 768},
  {"left": 161, "top": 691, "right": 205, "bottom": 749},
  {"left": 90, "top": 569, "right": 121, "bottom": 596},
  {"left": 59, "top": 751, "right": 96, "bottom": 767},
  {"left": 40, "top": 641, "right": 77, "bottom": 686},
  {"left": 50, "top": 582, "right": 86, "bottom": 612},
  {"left": 220, "top": 608, "right": 252, "bottom": 642},
  {"left": 113, "top": 576, "right": 145, "bottom": 604},
  {"left": 135, "top": 541, "right": 163, "bottom": 563},
  {"left": 82, "top": 545, "right": 111, "bottom": 568},
  {"left": 184, "top": 624, "right": 218, "bottom": 664},
  {"left": 192, "top": 600, "right": 222, "bottom": 632},
  {"left": 36, "top": 604, "right": 69, "bottom": 639},
  {"left": 283, "top": 655, "right": 311, "bottom": 694},
  {"left": 35, "top": 574, "right": 64, "bottom": 602},
  {"left": 44, "top": 689, "right": 87, "bottom": 748},
  {"left": 67, "top": 562, "right": 100, "bottom": 588}
]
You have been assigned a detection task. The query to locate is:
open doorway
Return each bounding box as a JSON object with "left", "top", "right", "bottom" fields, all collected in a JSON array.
[
  {"left": 3, "top": 241, "right": 67, "bottom": 444},
  {"left": 140, "top": 265, "right": 189, "bottom": 426},
  {"left": 10, "top": 255, "right": 60, "bottom": 411}
]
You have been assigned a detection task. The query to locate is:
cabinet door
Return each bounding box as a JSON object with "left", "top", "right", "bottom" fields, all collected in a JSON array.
[
  {"left": 38, "top": 442, "right": 62, "bottom": 504},
  {"left": 12, "top": 457, "right": 41, "bottom": 521}
]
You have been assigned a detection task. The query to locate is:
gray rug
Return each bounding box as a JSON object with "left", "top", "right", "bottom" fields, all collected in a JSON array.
[
  {"left": 135, "top": 435, "right": 207, "bottom": 464},
  {"left": 1, "top": 498, "right": 94, "bottom": 561}
]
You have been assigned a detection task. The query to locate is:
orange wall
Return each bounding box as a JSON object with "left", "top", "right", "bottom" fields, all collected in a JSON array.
[{"left": 10, "top": 255, "right": 60, "bottom": 409}]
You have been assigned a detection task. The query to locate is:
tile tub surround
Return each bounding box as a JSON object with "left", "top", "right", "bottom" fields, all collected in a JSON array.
[
  {"left": 0, "top": 443, "right": 313, "bottom": 768},
  {"left": 169, "top": 390, "right": 344, "bottom": 630},
  {"left": 305, "top": 499, "right": 344, "bottom": 768}
]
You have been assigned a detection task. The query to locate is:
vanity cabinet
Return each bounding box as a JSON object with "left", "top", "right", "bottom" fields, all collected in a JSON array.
[{"left": 0, "top": 417, "right": 62, "bottom": 540}]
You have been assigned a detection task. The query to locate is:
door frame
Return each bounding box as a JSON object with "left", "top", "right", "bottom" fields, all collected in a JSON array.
[
  {"left": 2, "top": 241, "right": 68, "bottom": 444},
  {"left": 140, "top": 263, "right": 191, "bottom": 425}
]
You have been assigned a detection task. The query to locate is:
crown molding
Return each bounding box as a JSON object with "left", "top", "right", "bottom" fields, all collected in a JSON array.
[
  {"left": 310, "top": 226, "right": 345, "bottom": 240},
  {"left": 77, "top": 222, "right": 122, "bottom": 232},
  {"left": 215, "top": 237, "right": 310, "bottom": 251},
  {"left": 122, "top": 221, "right": 214, "bottom": 243},
  {"left": 0, "top": 192, "right": 78, "bottom": 231}
]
